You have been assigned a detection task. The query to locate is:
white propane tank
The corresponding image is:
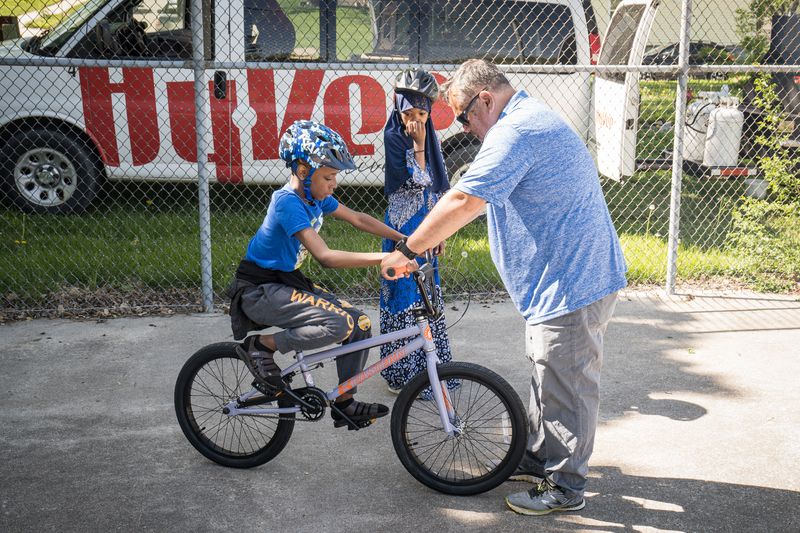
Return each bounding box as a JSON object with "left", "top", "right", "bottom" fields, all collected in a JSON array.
[
  {"left": 683, "top": 97, "right": 715, "bottom": 162},
  {"left": 703, "top": 88, "right": 743, "bottom": 167}
]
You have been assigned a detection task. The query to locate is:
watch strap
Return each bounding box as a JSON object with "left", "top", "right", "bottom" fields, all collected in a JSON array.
[{"left": 395, "top": 237, "right": 418, "bottom": 260}]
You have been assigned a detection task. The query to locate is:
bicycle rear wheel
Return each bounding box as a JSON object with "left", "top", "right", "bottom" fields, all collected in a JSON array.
[
  {"left": 174, "top": 342, "right": 295, "bottom": 468},
  {"left": 391, "top": 362, "right": 528, "bottom": 496}
]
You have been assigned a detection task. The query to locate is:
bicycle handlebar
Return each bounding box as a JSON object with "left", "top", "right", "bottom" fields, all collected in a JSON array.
[{"left": 385, "top": 265, "right": 407, "bottom": 277}]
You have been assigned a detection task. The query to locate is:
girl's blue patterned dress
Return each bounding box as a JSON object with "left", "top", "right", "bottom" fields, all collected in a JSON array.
[{"left": 380, "top": 148, "right": 454, "bottom": 399}]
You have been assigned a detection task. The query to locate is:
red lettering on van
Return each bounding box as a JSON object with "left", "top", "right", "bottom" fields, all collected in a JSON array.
[
  {"left": 248, "top": 69, "right": 278, "bottom": 160},
  {"left": 430, "top": 73, "right": 455, "bottom": 130},
  {"left": 79, "top": 67, "right": 159, "bottom": 167},
  {"left": 166, "top": 80, "right": 243, "bottom": 182},
  {"left": 324, "top": 75, "right": 385, "bottom": 156},
  {"left": 596, "top": 110, "right": 614, "bottom": 129},
  {"left": 249, "top": 69, "right": 325, "bottom": 160}
]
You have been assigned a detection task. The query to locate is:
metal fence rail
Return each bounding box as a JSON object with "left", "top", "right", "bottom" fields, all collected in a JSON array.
[{"left": 2, "top": 0, "right": 799, "bottom": 321}]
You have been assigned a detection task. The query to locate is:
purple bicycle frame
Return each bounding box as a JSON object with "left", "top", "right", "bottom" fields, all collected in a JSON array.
[{"left": 222, "top": 315, "right": 461, "bottom": 436}]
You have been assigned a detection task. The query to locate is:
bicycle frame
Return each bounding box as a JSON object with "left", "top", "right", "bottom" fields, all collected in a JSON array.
[{"left": 222, "top": 264, "right": 462, "bottom": 436}]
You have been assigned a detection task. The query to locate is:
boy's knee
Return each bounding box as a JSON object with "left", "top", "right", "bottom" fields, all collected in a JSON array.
[{"left": 351, "top": 313, "right": 372, "bottom": 341}]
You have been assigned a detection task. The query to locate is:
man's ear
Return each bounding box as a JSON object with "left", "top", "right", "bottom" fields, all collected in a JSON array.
[{"left": 483, "top": 91, "right": 495, "bottom": 115}]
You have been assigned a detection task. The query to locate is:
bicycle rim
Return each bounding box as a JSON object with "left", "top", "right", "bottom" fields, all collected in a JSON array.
[
  {"left": 391, "top": 362, "right": 527, "bottom": 495},
  {"left": 175, "top": 343, "right": 295, "bottom": 468}
]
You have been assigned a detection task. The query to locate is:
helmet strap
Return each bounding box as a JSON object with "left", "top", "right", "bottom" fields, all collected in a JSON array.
[
  {"left": 302, "top": 165, "right": 316, "bottom": 205},
  {"left": 291, "top": 160, "right": 316, "bottom": 205}
]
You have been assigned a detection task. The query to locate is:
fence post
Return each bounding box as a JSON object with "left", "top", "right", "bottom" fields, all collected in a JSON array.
[
  {"left": 191, "top": 0, "right": 214, "bottom": 312},
  {"left": 667, "top": 0, "right": 693, "bottom": 295}
]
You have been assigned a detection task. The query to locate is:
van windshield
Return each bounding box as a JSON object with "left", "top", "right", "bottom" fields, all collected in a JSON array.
[
  {"left": 35, "top": 0, "right": 111, "bottom": 54},
  {"left": 367, "top": 0, "right": 576, "bottom": 64}
]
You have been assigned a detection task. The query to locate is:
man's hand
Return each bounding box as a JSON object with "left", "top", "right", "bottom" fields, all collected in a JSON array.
[
  {"left": 381, "top": 250, "right": 419, "bottom": 280},
  {"left": 432, "top": 240, "right": 446, "bottom": 257}
]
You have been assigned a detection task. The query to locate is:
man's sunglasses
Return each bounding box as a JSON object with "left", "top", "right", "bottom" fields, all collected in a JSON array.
[{"left": 455, "top": 87, "right": 488, "bottom": 126}]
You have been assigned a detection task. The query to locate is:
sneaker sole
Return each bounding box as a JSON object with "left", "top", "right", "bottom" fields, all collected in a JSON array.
[
  {"left": 505, "top": 497, "right": 585, "bottom": 516},
  {"left": 509, "top": 473, "right": 545, "bottom": 484},
  {"left": 484, "top": 461, "right": 544, "bottom": 485}
]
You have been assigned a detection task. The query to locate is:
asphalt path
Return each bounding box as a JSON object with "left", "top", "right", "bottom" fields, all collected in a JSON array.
[{"left": 1, "top": 288, "right": 799, "bottom": 532}]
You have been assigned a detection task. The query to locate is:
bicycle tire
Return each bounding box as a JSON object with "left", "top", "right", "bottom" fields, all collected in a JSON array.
[
  {"left": 391, "top": 362, "right": 528, "bottom": 496},
  {"left": 174, "top": 342, "right": 295, "bottom": 468}
]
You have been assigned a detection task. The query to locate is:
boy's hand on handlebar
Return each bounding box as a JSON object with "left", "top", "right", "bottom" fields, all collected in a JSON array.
[
  {"left": 381, "top": 251, "right": 419, "bottom": 280},
  {"left": 432, "top": 240, "right": 446, "bottom": 257}
]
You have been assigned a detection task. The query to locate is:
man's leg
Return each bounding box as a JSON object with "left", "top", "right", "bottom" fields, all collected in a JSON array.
[{"left": 507, "top": 292, "right": 617, "bottom": 514}]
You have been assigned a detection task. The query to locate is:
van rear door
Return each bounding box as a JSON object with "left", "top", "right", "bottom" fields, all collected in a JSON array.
[{"left": 594, "top": 0, "right": 660, "bottom": 181}]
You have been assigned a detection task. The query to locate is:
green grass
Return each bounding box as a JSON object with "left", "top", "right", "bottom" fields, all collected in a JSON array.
[
  {"left": 26, "top": 3, "right": 79, "bottom": 28},
  {"left": 0, "top": 0, "right": 51, "bottom": 17},
  {"left": 0, "top": 171, "right": 754, "bottom": 310}
]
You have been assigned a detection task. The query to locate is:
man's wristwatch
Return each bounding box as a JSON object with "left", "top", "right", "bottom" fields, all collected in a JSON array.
[{"left": 395, "top": 236, "right": 418, "bottom": 260}]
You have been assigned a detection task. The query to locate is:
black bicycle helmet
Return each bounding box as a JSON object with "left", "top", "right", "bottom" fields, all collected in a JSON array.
[{"left": 393, "top": 68, "right": 439, "bottom": 103}]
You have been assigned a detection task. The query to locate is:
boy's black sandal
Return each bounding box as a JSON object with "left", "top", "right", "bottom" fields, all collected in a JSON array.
[
  {"left": 331, "top": 398, "right": 389, "bottom": 429},
  {"left": 236, "top": 336, "right": 286, "bottom": 392}
]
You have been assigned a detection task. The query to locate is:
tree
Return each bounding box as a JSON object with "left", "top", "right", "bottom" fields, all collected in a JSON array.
[{"left": 735, "top": 0, "right": 799, "bottom": 62}]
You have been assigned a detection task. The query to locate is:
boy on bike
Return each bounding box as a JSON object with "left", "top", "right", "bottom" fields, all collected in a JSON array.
[{"left": 225, "top": 120, "right": 410, "bottom": 428}]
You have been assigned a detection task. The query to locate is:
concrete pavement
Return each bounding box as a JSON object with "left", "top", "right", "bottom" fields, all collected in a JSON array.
[{"left": 1, "top": 288, "right": 799, "bottom": 532}]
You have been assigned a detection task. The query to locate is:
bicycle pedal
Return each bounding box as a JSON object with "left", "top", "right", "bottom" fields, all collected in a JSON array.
[{"left": 348, "top": 419, "right": 374, "bottom": 431}]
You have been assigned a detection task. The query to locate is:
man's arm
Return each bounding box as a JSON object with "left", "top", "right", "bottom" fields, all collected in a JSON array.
[{"left": 381, "top": 189, "right": 487, "bottom": 278}]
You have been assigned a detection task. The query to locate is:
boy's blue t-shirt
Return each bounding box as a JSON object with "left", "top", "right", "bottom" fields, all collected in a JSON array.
[
  {"left": 245, "top": 183, "right": 339, "bottom": 272},
  {"left": 454, "top": 91, "right": 627, "bottom": 324}
]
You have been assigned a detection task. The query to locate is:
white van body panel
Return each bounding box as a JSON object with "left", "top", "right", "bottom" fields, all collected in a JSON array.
[{"left": 594, "top": 0, "right": 660, "bottom": 181}]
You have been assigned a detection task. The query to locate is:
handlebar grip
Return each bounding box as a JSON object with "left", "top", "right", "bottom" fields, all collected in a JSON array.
[{"left": 386, "top": 265, "right": 408, "bottom": 277}]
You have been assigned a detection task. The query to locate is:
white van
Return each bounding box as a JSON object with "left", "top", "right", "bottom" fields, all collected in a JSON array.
[{"left": 0, "top": 0, "right": 630, "bottom": 215}]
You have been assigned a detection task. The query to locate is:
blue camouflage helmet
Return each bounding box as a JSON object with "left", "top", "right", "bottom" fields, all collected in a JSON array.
[{"left": 278, "top": 120, "right": 356, "bottom": 172}]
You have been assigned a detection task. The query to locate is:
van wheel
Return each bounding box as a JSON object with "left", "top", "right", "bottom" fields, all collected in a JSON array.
[
  {"left": 445, "top": 144, "right": 479, "bottom": 187},
  {"left": 1, "top": 128, "right": 102, "bottom": 215}
]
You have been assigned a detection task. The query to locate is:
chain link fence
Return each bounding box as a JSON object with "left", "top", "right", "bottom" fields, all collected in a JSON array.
[{"left": 1, "top": 0, "right": 799, "bottom": 321}]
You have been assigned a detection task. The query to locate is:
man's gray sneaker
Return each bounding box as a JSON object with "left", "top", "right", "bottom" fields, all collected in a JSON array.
[
  {"left": 485, "top": 460, "right": 545, "bottom": 484},
  {"left": 506, "top": 479, "right": 585, "bottom": 516}
]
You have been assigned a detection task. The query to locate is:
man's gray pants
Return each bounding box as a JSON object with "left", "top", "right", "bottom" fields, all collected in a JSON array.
[
  {"left": 520, "top": 291, "right": 618, "bottom": 498},
  {"left": 239, "top": 282, "right": 372, "bottom": 394}
]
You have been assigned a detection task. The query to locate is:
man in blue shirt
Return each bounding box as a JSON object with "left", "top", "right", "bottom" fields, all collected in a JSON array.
[{"left": 382, "top": 59, "right": 627, "bottom": 515}]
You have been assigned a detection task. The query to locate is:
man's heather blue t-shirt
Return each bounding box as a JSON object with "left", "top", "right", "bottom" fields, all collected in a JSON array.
[
  {"left": 245, "top": 183, "right": 339, "bottom": 272},
  {"left": 454, "top": 91, "right": 627, "bottom": 324}
]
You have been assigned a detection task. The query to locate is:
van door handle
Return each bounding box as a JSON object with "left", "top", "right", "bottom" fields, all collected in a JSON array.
[{"left": 213, "top": 71, "right": 227, "bottom": 100}]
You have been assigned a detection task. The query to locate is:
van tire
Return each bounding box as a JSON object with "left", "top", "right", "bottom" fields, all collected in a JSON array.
[
  {"left": 1, "top": 128, "right": 102, "bottom": 215},
  {"left": 445, "top": 144, "right": 479, "bottom": 187}
]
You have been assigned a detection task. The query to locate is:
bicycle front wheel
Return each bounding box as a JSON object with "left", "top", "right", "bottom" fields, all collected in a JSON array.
[
  {"left": 174, "top": 342, "right": 295, "bottom": 468},
  {"left": 391, "top": 362, "right": 528, "bottom": 495}
]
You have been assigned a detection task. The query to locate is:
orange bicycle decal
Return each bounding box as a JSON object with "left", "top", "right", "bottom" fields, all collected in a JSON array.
[{"left": 424, "top": 326, "right": 432, "bottom": 341}]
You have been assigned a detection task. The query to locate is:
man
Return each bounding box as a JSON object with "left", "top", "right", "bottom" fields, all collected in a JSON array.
[{"left": 381, "top": 59, "right": 627, "bottom": 515}]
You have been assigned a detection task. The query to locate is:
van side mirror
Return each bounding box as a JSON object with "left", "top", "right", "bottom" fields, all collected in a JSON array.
[
  {"left": 95, "top": 20, "right": 121, "bottom": 55},
  {"left": 0, "top": 15, "right": 21, "bottom": 40}
]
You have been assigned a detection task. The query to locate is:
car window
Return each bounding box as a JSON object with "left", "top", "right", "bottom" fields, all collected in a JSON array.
[
  {"left": 245, "top": 0, "right": 296, "bottom": 60},
  {"left": 355, "top": 0, "right": 577, "bottom": 65}
]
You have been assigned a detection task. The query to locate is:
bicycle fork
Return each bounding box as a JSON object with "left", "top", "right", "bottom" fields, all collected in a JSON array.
[{"left": 418, "top": 316, "right": 462, "bottom": 438}]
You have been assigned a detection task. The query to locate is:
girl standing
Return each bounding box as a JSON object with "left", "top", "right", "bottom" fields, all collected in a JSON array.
[{"left": 380, "top": 68, "right": 453, "bottom": 398}]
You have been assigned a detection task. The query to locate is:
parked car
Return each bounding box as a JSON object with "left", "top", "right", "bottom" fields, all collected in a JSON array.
[
  {"left": 0, "top": 0, "right": 610, "bottom": 215},
  {"left": 641, "top": 41, "right": 735, "bottom": 80}
]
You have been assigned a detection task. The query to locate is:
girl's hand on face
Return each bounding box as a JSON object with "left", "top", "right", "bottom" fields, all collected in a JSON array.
[{"left": 405, "top": 120, "right": 426, "bottom": 144}]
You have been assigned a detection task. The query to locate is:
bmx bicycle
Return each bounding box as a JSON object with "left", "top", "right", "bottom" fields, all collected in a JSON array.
[{"left": 174, "top": 256, "right": 527, "bottom": 496}]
